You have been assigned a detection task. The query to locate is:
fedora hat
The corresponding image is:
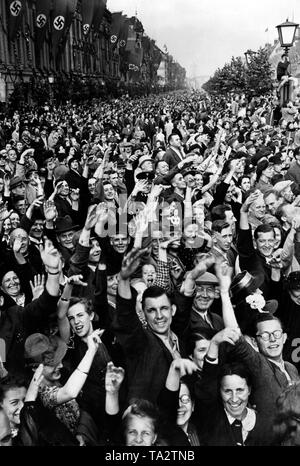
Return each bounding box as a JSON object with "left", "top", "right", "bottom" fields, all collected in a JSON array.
[
  {"left": 55, "top": 215, "right": 79, "bottom": 234},
  {"left": 25, "top": 333, "right": 67, "bottom": 367},
  {"left": 230, "top": 270, "right": 264, "bottom": 305}
]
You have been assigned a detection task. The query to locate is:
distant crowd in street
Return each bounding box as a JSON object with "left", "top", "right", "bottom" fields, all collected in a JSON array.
[{"left": 1, "top": 88, "right": 300, "bottom": 446}]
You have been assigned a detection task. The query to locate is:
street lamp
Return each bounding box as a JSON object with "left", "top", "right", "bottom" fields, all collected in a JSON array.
[
  {"left": 276, "top": 19, "right": 299, "bottom": 56},
  {"left": 48, "top": 74, "right": 54, "bottom": 105}
]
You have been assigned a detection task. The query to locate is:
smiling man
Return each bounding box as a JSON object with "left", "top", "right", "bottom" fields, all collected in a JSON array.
[
  {"left": 219, "top": 270, "right": 300, "bottom": 445},
  {"left": 238, "top": 193, "right": 281, "bottom": 300},
  {"left": 113, "top": 247, "right": 188, "bottom": 404}
]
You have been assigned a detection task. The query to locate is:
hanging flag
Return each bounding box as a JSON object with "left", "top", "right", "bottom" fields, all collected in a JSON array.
[
  {"left": 125, "top": 21, "right": 136, "bottom": 52},
  {"left": 59, "top": 0, "right": 77, "bottom": 53},
  {"left": 81, "top": 0, "right": 95, "bottom": 36},
  {"left": 35, "top": 0, "right": 51, "bottom": 47},
  {"left": 51, "top": 0, "right": 69, "bottom": 58},
  {"left": 110, "top": 12, "right": 122, "bottom": 49},
  {"left": 118, "top": 15, "right": 129, "bottom": 51},
  {"left": 6, "top": 0, "right": 26, "bottom": 41},
  {"left": 92, "top": 0, "right": 107, "bottom": 33}
]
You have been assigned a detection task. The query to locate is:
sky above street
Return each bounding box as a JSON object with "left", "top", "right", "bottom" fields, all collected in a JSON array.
[{"left": 107, "top": 0, "right": 300, "bottom": 78}]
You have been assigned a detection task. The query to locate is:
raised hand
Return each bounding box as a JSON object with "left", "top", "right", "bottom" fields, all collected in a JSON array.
[
  {"left": 41, "top": 239, "right": 61, "bottom": 272},
  {"left": 211, "top": 327, "right": 241, "bottom": 346},
  {"left": 135, "top": 210, "right": 149, "bottom": 236},
  {"left": 86, "top": 329, "right": 104, "bottom": 353},
  {"left": 25, "top": 364, "right": 44, "bottom": 402},
  {"left": 49, "top": 181, "right": 64, "bottom": 200},
  {"left": 133, "top": 179, "right": 148, "bottom": 194},
  {"left": 181, "top": 154, "right": 197, "bottom": 167},
  {"left": 241, "top": 190, "right": 261, "bottom": 212},
  {"left": 96, "top": 202, "right": 109, "bottom": 223},
  {"left": 3, "top": 174, "right": 11, "bottom": 191},
  {"left": 43, "top": 200, "right": 58, "bottom": 222},
  {"left": 120, "top": 247, "right": 148, "bottom": 280},
  {"left": 214, "top": 259, "right": 232, "bottom": 292},
  {"left": 27, "top": 196, "right": 44, "bottom": 218},
  {"left": 13, "top": 236, "right": 23, "bottom": 254},
  {"left": 66, "top": 274, "right": 88, "bottom": 287},
  {"left": 0, "top": 202, "right": 13, "bottom": 222},
  {"left": 269, "top": 248, "right": 283, "bottom": 269},
  {"left": 189, "top": 252, "right": 215, "bottom": 281},
  {"left": 30, "top": 274, "right": 46, "bottom": 299},
  {"left": 159, "top": 236, "right": 181, "bottom": 250},
  {"left": 105, "top": 361, "right": 125, "bottom": 394},
  {"left": 84, "top": 204, "right": 100, "bottom": 230},
  {"left": 291, "top": 216, "right": 300, "bottom": 231},
  {"left": 149, "top": 184, "right": 163, "bottom": 199},
  {"left": 169, "top": 358, "right": 198, "bottom": 378}
]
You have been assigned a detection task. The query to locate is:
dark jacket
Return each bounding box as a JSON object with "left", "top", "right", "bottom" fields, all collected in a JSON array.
[
  {"left": 112, "top": 291, "right": 188, "bottom": 404},
  {"left": 0, "top": 289, "right": 60, "bottom": 373},
  {"left": 174, "top": 290, "right": 224, "bottom": 336},
  {"left": 231, "top": 336, "right": 299, "bottom": 443},
  {"left": 237, "top": 227, "right": 279, "bottom": 300},
  {"left": 163, "top": 148, "right": 183, "bottom": 169}
]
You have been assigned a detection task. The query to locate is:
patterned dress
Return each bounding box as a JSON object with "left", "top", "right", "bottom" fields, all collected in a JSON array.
[{"left": 39, "top": 384, "right": 80, "bottom": 434}]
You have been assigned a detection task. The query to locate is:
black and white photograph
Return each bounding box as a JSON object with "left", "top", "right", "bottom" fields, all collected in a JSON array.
[{"left": 0, "top": 0, "right": 300, "bottom": 453}]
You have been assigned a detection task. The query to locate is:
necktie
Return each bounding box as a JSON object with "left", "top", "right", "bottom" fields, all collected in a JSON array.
[{"left": 231, "top": 419, "right": 243, "bottom": 446}]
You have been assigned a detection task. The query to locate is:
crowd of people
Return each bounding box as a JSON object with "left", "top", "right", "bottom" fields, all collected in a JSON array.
[{"left": 1, "top": 89, "right": 300, "bottom": 446}]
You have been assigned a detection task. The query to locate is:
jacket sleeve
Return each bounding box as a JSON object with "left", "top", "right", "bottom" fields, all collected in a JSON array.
[
  {"left": 171, "top": 290, "right": 194, "bottom": 338},
  {"left": 230, "top": 336, "right": 265, "bottom": 379},
  {"left": 68, "top": 243, "right": 90, "bottom": 277},
  {"left": 112, "top": 291, "right": 147, "bottom": 356},
  {"left": 157, "top": 386, "right": 179, "bottom": 425},
  {"left": 194, "top": 359, "right": 220, "bottom": 404},
  {"left": 18, "top": 402, "right": 39, "bottom": 446},
  {"left": 22, "top": 288, "right": 60, "bottom": 333},
  {"left": 237, "top": 227, "right": 256, "bottom": 259}
]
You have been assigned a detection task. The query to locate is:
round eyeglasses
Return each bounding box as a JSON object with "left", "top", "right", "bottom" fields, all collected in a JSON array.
[
  {"left": 179, "top": 394, "right": 191, "bottom": 404},
  {"left": 256, "top": 330, "right": 283, "bottom": 341}
]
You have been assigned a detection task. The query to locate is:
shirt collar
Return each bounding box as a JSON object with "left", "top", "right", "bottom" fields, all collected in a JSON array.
[
  {"left": 29, "top": 236, "right": 43, "bottom": 246},
  {"left": 269, "top": 358, "right": 291, "bottom": 381},
  {"left": 225, "top": 407, "right": 256, "bottom": 432},
  {"left": 156, "top": 330, "right": 180, "bottom": 355}
]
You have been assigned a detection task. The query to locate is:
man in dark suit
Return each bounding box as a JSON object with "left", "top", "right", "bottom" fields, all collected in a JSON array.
[
  {"left": 163, "top": 134, "right": 186, "bottom": 169},
  {"left": 174, "top": 258, "right": 224, "bottom": 337},
  {"left": 112, "top": 248, "right": 189, "bottom": 404}
]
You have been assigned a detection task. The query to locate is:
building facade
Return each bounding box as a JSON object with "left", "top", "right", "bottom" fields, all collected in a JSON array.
[{"left": 0, "top": 0, "right": 186, "bottom": 105}]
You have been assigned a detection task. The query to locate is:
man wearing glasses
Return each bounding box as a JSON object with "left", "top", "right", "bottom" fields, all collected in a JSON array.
[{"left": 221, "top": 270, "right": 300, "bottom": 444}]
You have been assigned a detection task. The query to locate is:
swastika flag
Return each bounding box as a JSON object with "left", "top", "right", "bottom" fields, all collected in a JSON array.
[
  {"left": 50, "top": 0, "right": 68, "bottom": 57},
  {"left": 6, "top": 0, "right": 25, "bottom": 41}
]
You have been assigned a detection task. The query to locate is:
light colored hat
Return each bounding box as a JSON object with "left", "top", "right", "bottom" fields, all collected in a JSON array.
[
  {"left": 195, "top": 272, "right": 219, "bottom": 285},
  {"left": 138, "top": 155, "right": 153, "bottom": 168},
  {"left": 273, "top": 180, "right": 293, "bottom": 193}
]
